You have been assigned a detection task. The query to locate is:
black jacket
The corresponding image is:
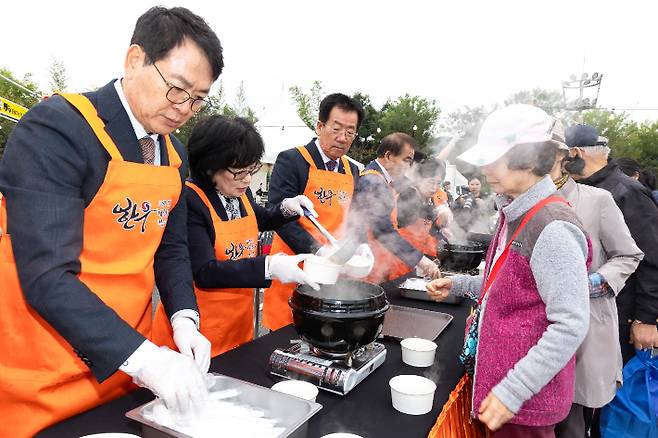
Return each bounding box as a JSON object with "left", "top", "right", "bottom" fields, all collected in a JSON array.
[
  {"left": 580, "top": 163, "right": 658, "bottom": 324},
  {"left": 187, "top": 184, "right": 295, "bottom": 289},
  {"left": 267, "top": 139, "right": 360, "bottom": 254},
  {"left": 353, "top": 161, "right": 423, "bottom": 269}
]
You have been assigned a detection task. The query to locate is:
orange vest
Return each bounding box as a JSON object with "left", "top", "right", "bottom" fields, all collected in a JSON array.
[
  {"left": 0, "top": 93, "right": 182, "bottom": 437},
  {"left": 151, "top": 182, "right": 259, "bottom": 357},
  {"left": 432, "top": 188, "right": 448, "bottom": 206},
  {"left": 262, "top": 146, "right": 354, "bottom": 330}
]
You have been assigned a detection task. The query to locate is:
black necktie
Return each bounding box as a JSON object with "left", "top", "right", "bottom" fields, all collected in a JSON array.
[
  {"left": 139, "top": 136, "right": 156, "bottom": 165},
  {"left": 325, "top": 160, "right": 337, "bottom": 171}
]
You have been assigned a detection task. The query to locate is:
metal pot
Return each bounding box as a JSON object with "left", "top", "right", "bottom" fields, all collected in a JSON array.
[
  {"left": 289, "top": 280, "right": 389, "bottom": 355},
  {"left": 436, "top": 240, "right": 485, "bottom": 272}
]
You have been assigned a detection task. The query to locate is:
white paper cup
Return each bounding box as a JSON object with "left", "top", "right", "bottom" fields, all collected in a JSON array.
[
  {"left": 389, "top": 375, "right": 437, "bottom": 415},
  {"left": 303, "top": 255, "right": 342, "bottom": 284},
  {"left": 271, "top": 379, "right": 319, "bottom": 402},
  {"left": 79, "top": 434, "right": 140, "bottom": 438},
  {"left": 400, "top": 338, "right": 438, "bottom": 367},
  {"left": 321, "top": 434, "right": 364, "bottom": 438},
  {"left": 342, "top": 254, "right": 372, "bottom": 278}
]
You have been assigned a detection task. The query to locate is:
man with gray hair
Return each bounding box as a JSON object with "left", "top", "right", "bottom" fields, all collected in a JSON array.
[{"left": 565, "top": 124, "right": 658, "bottom": 365}]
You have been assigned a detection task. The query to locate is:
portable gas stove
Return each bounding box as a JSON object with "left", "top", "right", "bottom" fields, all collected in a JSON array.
[{"left": 268, "top": 341, "right": 386, "bottom": 395}]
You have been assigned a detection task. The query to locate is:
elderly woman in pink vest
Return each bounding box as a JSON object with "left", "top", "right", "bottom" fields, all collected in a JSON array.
[{"left": 427, "top": 104, "right": 591, "bottom": 438}]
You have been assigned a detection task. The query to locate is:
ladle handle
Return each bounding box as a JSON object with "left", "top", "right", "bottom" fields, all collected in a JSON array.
[{"left": 302, "top": 206, "right": 339, "bottom": 245}]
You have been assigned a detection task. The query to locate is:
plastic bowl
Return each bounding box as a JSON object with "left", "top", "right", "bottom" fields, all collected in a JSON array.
[
  {"left": 303, "top": 255, "right": 342, "bottom": 284},
  {"left": 271, "top": 379, "right": 319, "bottom": 402},
  {"left": 389, "top": 375, "right": 437, "bottom": 415},
  {"left": 342, "top": 254, "right": 372, "bottom": 278},
  {"left": 400, "top": 338, "right": 438, "bottom": 367}
]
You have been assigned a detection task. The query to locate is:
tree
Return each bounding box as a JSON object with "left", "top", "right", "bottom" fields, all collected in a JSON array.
[
  {"left": 349, "top": 92, "right": 382, "bottom": 164},
  {"left": 377, "top": 94, "right": 440, "bottom": 154},
  {"left": 0, "top": 68, "right": 41, "bottom": 156},
  {"left": 48, "top": 59, "right": 69, "bottom": 94},
  {"left": 289, "top": 80, "right": 323, "bottom": 129},
  {"left": 173, "top": 81, "right": 259, "bottom": 146}
]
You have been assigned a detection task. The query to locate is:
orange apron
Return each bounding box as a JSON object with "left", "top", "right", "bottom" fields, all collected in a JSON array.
[
  {"left": 0, "top": 93, "right": 182, "bottom": 437},
  {"left": 360, "top": 169, "right": 406, "bottom": 284},
  {"left": 262, "top": 146, "right": 354, "bottom": 330},
  {"left": 387, "top": 217, "right": 438, "bottom": 280},
  {"left": 151, "top": 182, "right": 259, "bottom": 357}
]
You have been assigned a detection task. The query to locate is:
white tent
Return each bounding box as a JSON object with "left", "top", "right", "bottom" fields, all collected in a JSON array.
[{"left": 256, "top": 96, "right": 315, "bottom": 165}]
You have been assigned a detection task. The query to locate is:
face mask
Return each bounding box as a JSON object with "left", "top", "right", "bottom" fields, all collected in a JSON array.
[{"left": 564, "top": 154, "right": 586, "bottom": 176}]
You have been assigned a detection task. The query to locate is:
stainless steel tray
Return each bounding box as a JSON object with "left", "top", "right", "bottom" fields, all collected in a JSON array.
[
  {"left": 398, "top": 277, "right": 462, "bottom": 304},
  {"left": 381, "top": 305, "right": 453, "bottom": 341},
  {"left": 125, "top": 374, "right": 322, "bottom": 438}
]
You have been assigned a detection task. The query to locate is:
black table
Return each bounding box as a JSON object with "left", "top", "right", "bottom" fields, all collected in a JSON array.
[{"left": 38, "top": 283, "right": 469, "bottom": 438}]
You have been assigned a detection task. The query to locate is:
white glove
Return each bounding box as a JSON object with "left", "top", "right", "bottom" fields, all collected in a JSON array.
[
  {"left": 342, "top": 243, "right": 375, "bottom": 278},
  {"left": 268, "top": 253, "right": 320, "bottom": 290},
  {"left": 281, "top": 195, "right": 318, "bottom": 218},
  {"left": 127, "top": 343, "right": 209, "bottom": 417},
  {"left": 172, "top": 316, "right": 211, "bottom": 373},
  {"left": 416, "top": 256, "right": 441, "bottom": 279}
]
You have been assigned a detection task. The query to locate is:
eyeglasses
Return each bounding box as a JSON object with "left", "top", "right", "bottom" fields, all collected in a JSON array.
[
  {"left": 322, "top": 122, "right": 357, "bottom": 139},
  {"left": 226, "top": 162, "right": 263, "bottom": 180},
  {"left": 152, "top": 63, "right": 210, "bottom": 113}
]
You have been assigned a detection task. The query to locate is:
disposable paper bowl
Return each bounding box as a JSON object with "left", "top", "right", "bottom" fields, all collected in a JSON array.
[
  {"left": 79, "top": 434, "right": 140, "bottom": 438},
  {"left": 271, "top": 379, "right": 319, "bottom": 402},
  {"left": 342, "top": 254, "right": 372, "bottom": 278},
  {"left": 400, "top": 338, "right": 438, "bottom": 367},
  {"left": 303, "top": 255, "right": 342, "bottom": 284},
  {"left": 321, "top": 434, "right": 364, "bottom": 438},
  {"left": 389, "top": 375, "right": 437, "bottom": 415}
]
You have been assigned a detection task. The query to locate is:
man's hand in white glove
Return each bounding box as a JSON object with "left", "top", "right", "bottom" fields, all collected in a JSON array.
[
  {"left": 281, "top": 195, "right": 318, "bottom": 218},
  {"left": 268, "top": 253, "right": 320, "bottom": 290},
  {"left": 416, "top": 256, "right": 441, "bottom": 279},
  {"left": 172, "top": 317, "right": 211, "bottom": 373},
  {"left": 125, "top": 342, "right": 208, "bottom": 416}
]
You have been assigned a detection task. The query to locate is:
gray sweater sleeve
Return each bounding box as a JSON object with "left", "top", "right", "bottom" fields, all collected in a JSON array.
[
  {"left": 450, "top": 274, "right": 484, "bottom": 298},
  {"left": 491, "top": 221, "right": 590, "bottom": 413}
]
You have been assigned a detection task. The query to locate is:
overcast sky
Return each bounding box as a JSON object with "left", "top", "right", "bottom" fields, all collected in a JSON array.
[{"left": 3, "top": 0, "right": 657, "bottom": 126}]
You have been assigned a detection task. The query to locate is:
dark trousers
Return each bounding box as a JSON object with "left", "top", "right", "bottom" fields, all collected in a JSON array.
[{"left": 492, "top": 423, "right": 556, "bottom": 438}]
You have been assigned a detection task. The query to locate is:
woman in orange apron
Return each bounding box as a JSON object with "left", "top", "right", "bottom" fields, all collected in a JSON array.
[
  {"left": 0, "top": 94, "right": 190, "bottom": 437},
  {"left": 388, "top": 159, "right": 448, "bottom": 280},
  {"left": 152, "top": 115, "right": 318, "bottom": 357}
]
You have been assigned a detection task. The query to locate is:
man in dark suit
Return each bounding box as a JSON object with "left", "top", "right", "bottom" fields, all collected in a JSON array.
[
  {"left": 355, "top": 132, "right": 441, "bottom": 283},
  {"left": 0, "top": 6, "right": 223, "bottom": 434},
  {"left": 263, "top": 93, "right": 373, "bottom": 330}
]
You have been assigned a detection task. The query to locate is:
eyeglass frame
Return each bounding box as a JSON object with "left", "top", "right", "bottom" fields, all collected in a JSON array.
[
  {"left": 320, "top": 121, "right": 358, "bottom": 139},
  {"left": 225, "top": 162, "right": 263, "bottom": 180},
  {"left": 152, "top": 62, "right": 210, "bottom": 113}
]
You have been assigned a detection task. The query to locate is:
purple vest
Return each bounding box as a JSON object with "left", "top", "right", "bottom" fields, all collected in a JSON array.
[{"left": 473, "top": 202, "right": 591, "bottom": 426}]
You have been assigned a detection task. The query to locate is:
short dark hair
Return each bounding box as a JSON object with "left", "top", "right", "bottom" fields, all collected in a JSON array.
[
  {"left": 318, "top": 93, "right": 365, "bottom": 128},
  {"left": 188, "top": 115, "right": 264, "bottom": 190},
  {"left": 468, "top": 176, "right": 482, "bottom": 184},
  {"left": 416, "top": 159, "right": 446, "bottom": 180},
  {"left": 506, "top": 141, "right": 557, "bottom": 176},
  {"left": 131, "top": 7, "right": 224, "bottom": 80},
  {"left": 377, "top": 132, "right": 417, "bottom": 157},
  {"left": 616, "top": 157, "right": 642, "bottom": 177}
]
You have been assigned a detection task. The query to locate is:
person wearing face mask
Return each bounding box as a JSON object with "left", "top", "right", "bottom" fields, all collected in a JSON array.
[
  {"left": 151, "top": 115, "right": 319, "bottom": 357},
  {"left": 564, "top": 124, "right": 658, "bottom": 365},
  {"left": 427, "top": 105, "right": 591, "bottom": 436},
  {"left": 354, "top": 133, "right": 441, "bottom": 283},
  {"left": 0, "top": 7, "right": 222, "bottom": 435},
  {"left": 263, "top": 93, "right": 374, "bottom": 331},
  {"left": 546, "top": 125, "right": 644, "bottom": 438}
]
